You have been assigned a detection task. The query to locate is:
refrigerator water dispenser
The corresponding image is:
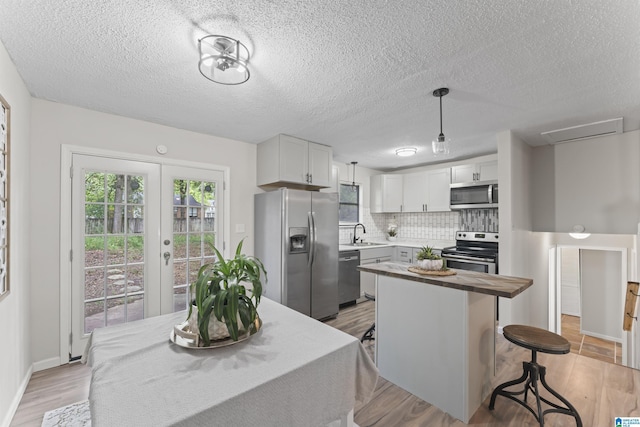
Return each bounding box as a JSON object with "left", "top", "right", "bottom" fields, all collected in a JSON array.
[{"left": 289, "top": 227, "right": 309, "bottom": 253}]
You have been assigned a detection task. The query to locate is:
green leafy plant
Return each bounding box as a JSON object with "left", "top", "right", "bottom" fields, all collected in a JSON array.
[
  {"left": 416, "top": 246, "right": 441, "bottom": 261},
  {"left": 188, "top": 239, "right": 266, "bottom": 345},
  {"left": 387, "top": 228, "right": 397, "bottom": 237}
]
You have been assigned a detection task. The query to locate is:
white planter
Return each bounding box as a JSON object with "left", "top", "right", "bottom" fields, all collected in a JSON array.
[
  {"left": 187, "top": 305, "right": 244, "bottom": 341},
  {"left": 387, "top": 236, "right": 397, "bottom": 241},
  {"left": 416, "top": 259, "right": 444, "bottom": 270}
]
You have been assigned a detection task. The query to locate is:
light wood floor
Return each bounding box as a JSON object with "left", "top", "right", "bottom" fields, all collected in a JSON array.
[
  {"left": 11, "top": 301, "right": 640, "bottom": 426},
  {"left": 561, "top": 313, "right": 623, "bottom": 365}
]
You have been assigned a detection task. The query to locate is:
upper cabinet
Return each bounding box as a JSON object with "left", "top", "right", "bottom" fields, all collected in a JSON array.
[
  {"left": 451, "top": 160, "right": 498, "bottom": 184},
  {"left": 257, "top": 134, "right": 333, "bottom": 190},
  {"left": 426, "top": 168, "right": 451, "bottom": 212},
  {"left": 370, "top": 174, "right": 403, "bottom": 213},
  {"left": 370, "top": 168, "right": 451, "bottom": 213},
  {"left": 402, "top": 172, "right": 428, "bottom": 212}
]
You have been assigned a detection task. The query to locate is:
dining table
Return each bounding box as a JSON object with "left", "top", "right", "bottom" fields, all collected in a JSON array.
[{"left": 82, "top": 297, "right": 378, "bottom": 427}]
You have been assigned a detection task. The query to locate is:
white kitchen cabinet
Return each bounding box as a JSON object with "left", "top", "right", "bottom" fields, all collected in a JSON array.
[
  {"left": 426, "top": 168, "right": 451, "bottom": 212},
  {"left": 321, "top": 165, "right": 340, "bottom": 193},
  {"left": 402, "top": 172, "right": 428, "bottom": 212},
  {"left": 370, "top": 174, "right": 403, "bottom": 213},
  {"left": 451, "top": 160, "right": 498, "bottom": 184},
  {"left": 257, "top": 134, "right": 333, "bottom": 189},
  {"left": 359, "top": 247, "right": 393, "bottom": 297},
  {"left": 374, "top": 168, "right": 450, "bottom": 213},
  {"left": 394, "top": 246, "right": 414, "bottom": 263}
]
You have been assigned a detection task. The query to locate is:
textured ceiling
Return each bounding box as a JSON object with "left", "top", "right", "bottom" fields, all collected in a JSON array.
[{"left": 1, "top": 0, "right": 639, "bottom": 171}]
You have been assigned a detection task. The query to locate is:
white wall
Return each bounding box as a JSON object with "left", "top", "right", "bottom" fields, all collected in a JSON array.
[
  {"left": 29, "top": 100, "right": 258, "bottom": 367},
  {"left": 0, "top": 42, "right": 32, "bottom": 427},
  {"left": 533, "top": 130, "right": 640, "bottom": 234},
  {"left": 560, "top": 247, "right": 580, "bottom": 316},
  {"left": 498, "top": 130, "right": 551, "bottom": 328}
]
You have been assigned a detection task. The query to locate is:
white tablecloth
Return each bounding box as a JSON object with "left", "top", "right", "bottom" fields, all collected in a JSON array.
[{"left": 82, "top": 298, "right": 378, "bottom": 427}]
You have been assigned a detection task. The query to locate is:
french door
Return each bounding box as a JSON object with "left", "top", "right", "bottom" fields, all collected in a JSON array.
[{"left": 70, "top": 155, "right": 224, "bottom": 357}]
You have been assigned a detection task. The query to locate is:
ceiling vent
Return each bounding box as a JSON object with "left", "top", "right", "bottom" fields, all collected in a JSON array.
[{"left": 541, "top": 118, "right": 623, "bottom": 145}]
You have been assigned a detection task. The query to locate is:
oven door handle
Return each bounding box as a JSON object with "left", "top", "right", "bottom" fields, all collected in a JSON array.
[{"left": 442, "top": 254, "right": 495, "bottom": 263}]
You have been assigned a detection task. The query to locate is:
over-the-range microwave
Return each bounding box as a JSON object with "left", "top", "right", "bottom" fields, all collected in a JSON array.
[{"left": 450, "top": 180, "right": 498, "bottom": 209}]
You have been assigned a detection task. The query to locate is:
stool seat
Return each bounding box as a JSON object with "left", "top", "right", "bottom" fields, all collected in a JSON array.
[
  {"left": 503, "top": 325, "right": 570, "bottom": 354},
  {"left": 490, "top": 324, "right": 582, "bottom": 427}
]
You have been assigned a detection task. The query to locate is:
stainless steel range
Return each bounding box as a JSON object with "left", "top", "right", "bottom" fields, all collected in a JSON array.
[{"left": 442, "top": 231, "right": 499, "bottom": 274}]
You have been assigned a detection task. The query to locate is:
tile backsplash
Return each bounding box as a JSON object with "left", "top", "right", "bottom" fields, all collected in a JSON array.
[
  {"left": 339, "top": 209, "right": 460, "bottom": 243},
  {"left": 459, "top": 209, "right": 499, "bottom": 232},
  {"left": 339, "top": 208, "right": 499, "bottom": 243}
]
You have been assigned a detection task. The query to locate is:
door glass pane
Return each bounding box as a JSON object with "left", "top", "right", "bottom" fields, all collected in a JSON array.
[
  {"left": 127, "top": 236, "right": 144, "bottom": 263},
  {"left": 85, "top": 300, "right": 105, "bottom": 332},
  {"left": 83, "top": 171, "right": 147, "bottom": 333},
  {"left": 171, "top": 179, "right": 217, "bottom": 312}
]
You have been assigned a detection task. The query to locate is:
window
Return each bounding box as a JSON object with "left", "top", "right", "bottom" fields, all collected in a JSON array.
[{"left": 339, "top": 183, "right": 360, "bottom": 223}]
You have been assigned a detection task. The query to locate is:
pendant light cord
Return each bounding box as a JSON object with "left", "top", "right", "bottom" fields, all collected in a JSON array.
[
  {"left": 351, "top": 161, "right": 357, "bottom": 189},
  {"left": 439, "top": 95, "right": 444, "bottom": 137}
]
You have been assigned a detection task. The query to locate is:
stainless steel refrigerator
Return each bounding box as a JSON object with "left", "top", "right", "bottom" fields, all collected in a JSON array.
[{"left": 254, "top": 188, "right": 339, "bottom": 320}]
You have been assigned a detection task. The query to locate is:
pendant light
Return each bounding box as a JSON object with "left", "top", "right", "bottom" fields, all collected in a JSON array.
[
  {"left": 432, "top": 87, "right": 451, "bottom": 155},
  {"left": 350, "top": 161, "right": 358, "bottom": 190}
]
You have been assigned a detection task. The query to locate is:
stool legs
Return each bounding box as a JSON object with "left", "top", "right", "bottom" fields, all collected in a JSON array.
[
  {"left": 489, "top": 350, "right": 582, "bottom": 427},
  {"left": 360, "top": 322, "right": 375, "bottom": 343}
]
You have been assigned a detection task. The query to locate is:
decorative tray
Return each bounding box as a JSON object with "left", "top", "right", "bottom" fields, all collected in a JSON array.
[
  {"left": 170, "top": 316, "right": 262, "bottom": 349},
  {"left": 408, "top": 266, "right": 457, "bottom": 276}
]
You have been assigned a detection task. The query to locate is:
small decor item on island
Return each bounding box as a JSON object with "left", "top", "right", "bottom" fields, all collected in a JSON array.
[
  {"left": 172, "top": 239, "right": 267, "bottom": 348},
  {"left": 386, "top": 228, "right": 397, "bottom": 241},
  {"left": 415, "top": 245, "right": 446, "bottom": 271}
]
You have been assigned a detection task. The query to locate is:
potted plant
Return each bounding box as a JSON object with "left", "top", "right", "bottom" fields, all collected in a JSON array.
[
  {"left": 415, "top": 246, "right": 445, "bottom": 270},
  {"left": 187, "top": 239, "right": 266, "bottom": 346},
  {"left": 387, "top": 228, "right": 397, "bottom": 241}
]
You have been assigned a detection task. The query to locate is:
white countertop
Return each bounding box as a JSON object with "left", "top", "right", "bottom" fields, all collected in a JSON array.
[{"left": 339, "top": 239, "right": 455, "bottom": 252}]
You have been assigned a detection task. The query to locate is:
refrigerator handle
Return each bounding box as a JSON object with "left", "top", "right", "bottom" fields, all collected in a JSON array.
[{"left": 308, "top": 211, "right": 315, "bottom": 267}]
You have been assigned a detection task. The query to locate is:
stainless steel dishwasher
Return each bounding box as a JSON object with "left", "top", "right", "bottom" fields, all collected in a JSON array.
[{"left": 338, "top": 250, "right": 360, "bottom": 306}]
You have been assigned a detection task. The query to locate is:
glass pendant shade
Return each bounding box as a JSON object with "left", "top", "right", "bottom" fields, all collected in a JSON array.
[
  {"left": 198, "top": 35, "right": 250, "bottom": 85},
  {"left": 432, "top": 134, "right": 450, "bottom": 155}
]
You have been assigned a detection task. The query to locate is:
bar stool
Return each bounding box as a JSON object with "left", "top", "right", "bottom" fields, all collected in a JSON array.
[
  {"left": 489, "top": 324, "right": 582, "bottom": 427},
  {"left": 360, "top": 292, "right": 375, "bottom": 343}
]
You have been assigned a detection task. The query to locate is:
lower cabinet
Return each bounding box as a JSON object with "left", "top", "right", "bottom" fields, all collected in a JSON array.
[
  {"left": 394, "top": 246, "right": 414, "bottom": 264},
  {"left": 359, "top": 247, "right": 394, "bottom": 298}
]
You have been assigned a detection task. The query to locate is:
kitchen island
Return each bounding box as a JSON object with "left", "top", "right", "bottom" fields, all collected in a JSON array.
[{"left": 357, "top": 262, "right": 532, "bottom": 424}]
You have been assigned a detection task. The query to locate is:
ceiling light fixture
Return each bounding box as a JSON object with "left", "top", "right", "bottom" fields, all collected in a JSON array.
[
  {"left": 198, "top": 35, "right": 250, "bottom": 85},
  {"left": 395, "top": 147, "right": 417, "bottom": 157},
  {"left": 569, "top": 225, "right": 591, "bottom": 239},
  {"left": 432, "top": 87, "right": 451, "bottom": 155}
]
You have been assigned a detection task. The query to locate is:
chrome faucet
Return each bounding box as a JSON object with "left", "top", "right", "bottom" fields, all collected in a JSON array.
[{"left": 353, "top": 223, "right": 366, "bottom": 244}]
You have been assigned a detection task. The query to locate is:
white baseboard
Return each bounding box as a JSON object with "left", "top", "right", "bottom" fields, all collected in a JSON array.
[
  {"left": 33, "top": 356, "right": 62, "bottom": 373},
  {"left": 580, "top": 329, "right": 622, "bottom": 344},
  {"left": 497, "top": 325, "right": 504, "bottom": 335},
  {"left": 1, "top": 365, "right": 32, "bottom": 427}
]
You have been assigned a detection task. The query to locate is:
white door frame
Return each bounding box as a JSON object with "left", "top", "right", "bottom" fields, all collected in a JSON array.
[
  {"left": 60, "top": 145, "right": 230, "bottom": 363},
  {"left": 550, "top": 244, "right": 631, "bottom": 368}
]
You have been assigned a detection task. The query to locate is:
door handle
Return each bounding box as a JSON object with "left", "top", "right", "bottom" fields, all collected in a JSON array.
[{"left": 163, "top": 252, "right": 171, "bottom": 266}]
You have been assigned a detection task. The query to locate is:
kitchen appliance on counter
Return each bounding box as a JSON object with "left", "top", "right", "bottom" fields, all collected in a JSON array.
[
  {"left": 254, "top": 188, "right": 339, "bottom": 320},
  {"left": 441, "top": 231, "right": 499, "bottom": 274},
  {"left": 450, "top": 181, "right": 498, "bottom": 209},
  {"left": 338, "top": 250, "right": 360, "bottom": 306}
]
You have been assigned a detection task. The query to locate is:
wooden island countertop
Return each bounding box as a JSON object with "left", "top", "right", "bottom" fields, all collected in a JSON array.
[{"left": 357, "top": 261, "right": 532, "bottom": 299}]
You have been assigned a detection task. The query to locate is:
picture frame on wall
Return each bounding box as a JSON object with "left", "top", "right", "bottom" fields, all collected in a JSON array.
[{"left": 0, "top": 94, "right": 9, "bottom": 300}]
